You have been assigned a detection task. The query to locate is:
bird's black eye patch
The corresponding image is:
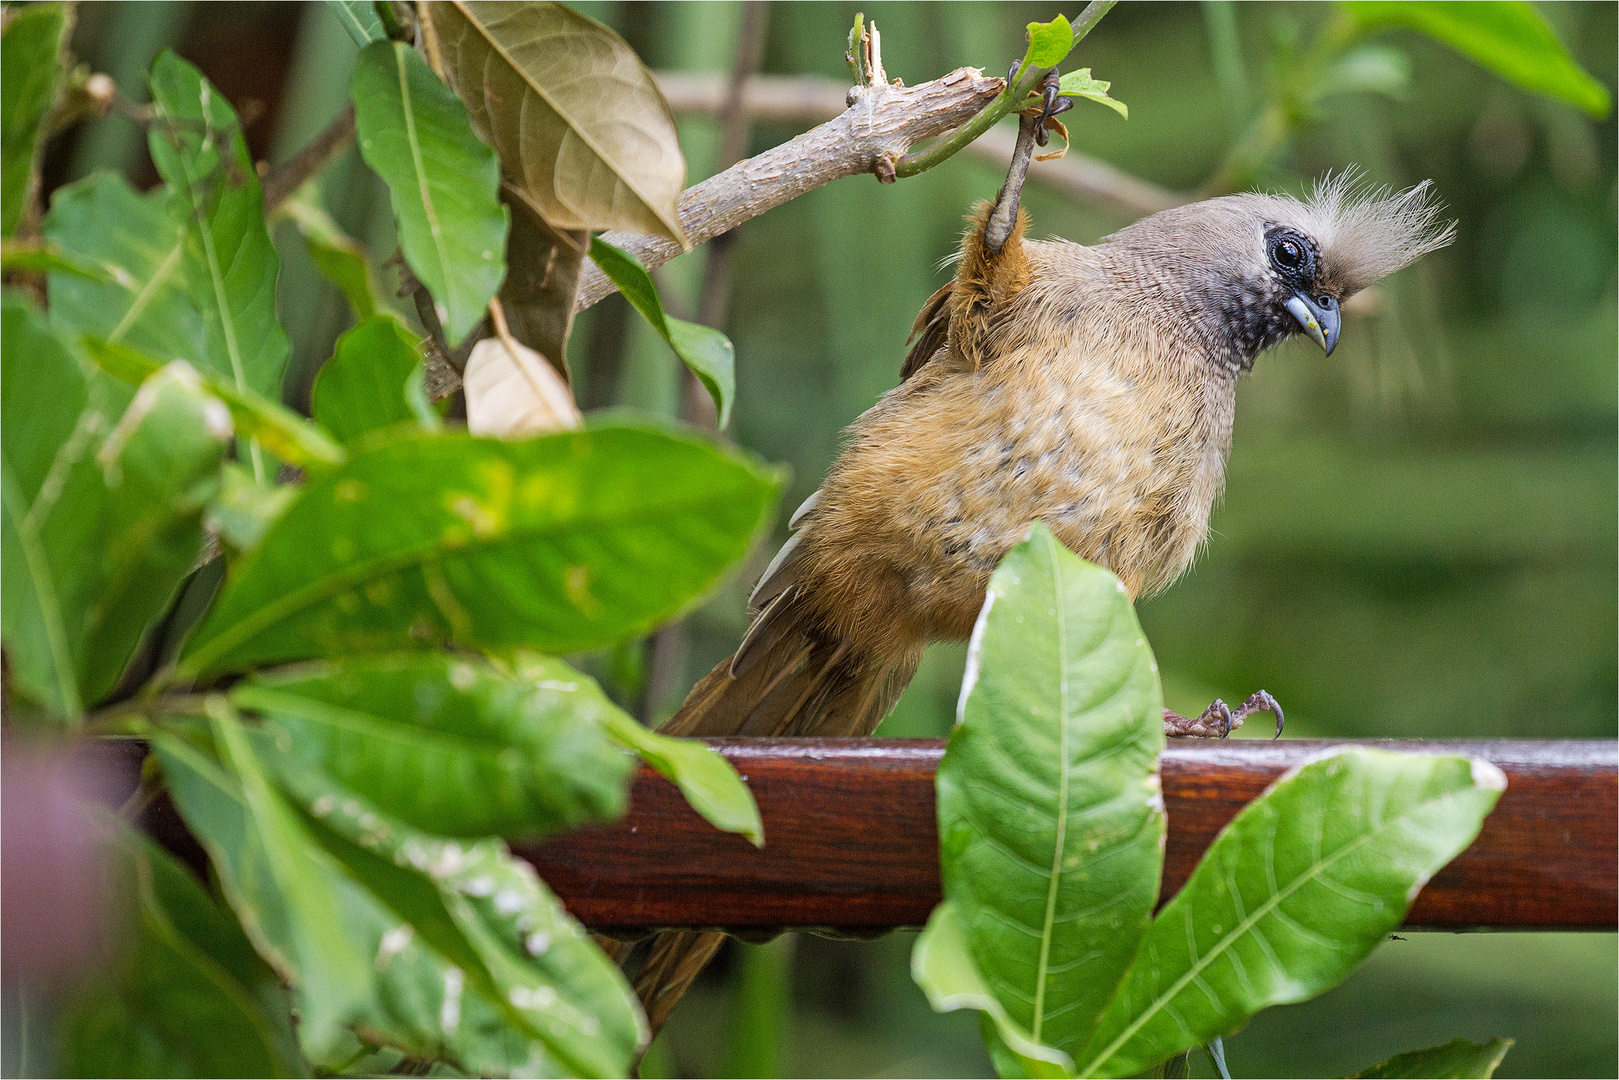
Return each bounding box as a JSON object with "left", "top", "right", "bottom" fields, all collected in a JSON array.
[{"left": 1264, "top": 226, "right": 1316, "bottom": 284}]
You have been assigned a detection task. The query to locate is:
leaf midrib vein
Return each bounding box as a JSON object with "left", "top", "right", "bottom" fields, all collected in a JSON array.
[
  {"left": 180, "top": 490, "right": 752, "bottom": 678},
  {"left": 1076, "top": 779, "right": 1461, "bottom": 1077},
  {"left": 447, "top": 0, "right": 678, "bottom": 235}
]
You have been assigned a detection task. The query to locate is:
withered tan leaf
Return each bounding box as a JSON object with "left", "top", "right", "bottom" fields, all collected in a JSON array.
[
  {"left": 428, "top": 0, "right": 689, "bottom": 245},
  {"left": 499, "top": 185, "right": 587, "bottom": 380},
  {"left": 463, "top": 335, "right": 581, "bottom": 438}
]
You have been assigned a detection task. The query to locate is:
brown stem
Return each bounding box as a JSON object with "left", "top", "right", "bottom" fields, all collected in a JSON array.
[{"left": 262, "top": 104, "right": 355, "bottom": 213}]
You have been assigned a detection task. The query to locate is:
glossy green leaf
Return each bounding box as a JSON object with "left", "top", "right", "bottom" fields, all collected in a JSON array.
[
  {"left": 235, "top": 651, "right": 631, "bottom": 838},
  {"left": 1352, "top": 1036, "right": 1514, "bottom": 1079},
  {"left": 589, "top": 238, "right": 735, "bottom": 428},
  {"left": 157, "top": 721, "right": 601, "bottom": 1076},
  {"left": 82, "top": 336, "right": 345, "bottom": 472},
  {"left": 427, "top": 0, "right": 689, "bottom": 244},
  {"left": 1055, "top": 69, "right": 1129, "bottom": 119},
  {"left": 327, "top": 0, "right": 386, "bottom": 47},
  {"left": 147, "top": 51, "right": 292, "bottom": 412},
  {"left": 311, "top": 316, "right": 424, "bottom": 443},
  {"left": 1344, "top": 1, "right": 1610, "bottom": 117},
  {"left": 206, "top": 463, "right": 298, "bottom": 553},
  {"left": 938, "top": 523, "right": 1165, "bottom": 1060},
  {"left": 44, "top": 172, "right": 209, "bottom": 369},
  {"left": 2, "top": 301, "right": 228, "bottom": 716},
  {"left": 273, "top": 757, "right": 647, "bottom": 1077},
  {"left": 912, "top": 901, "right": 1074, "bottom": 1079},
  {"left": 1025, "top": 15, "right": 1075, "bottom": 69},
  {"left": 177, "top": 421, "right": 780, "bottom": 678},
  {"left": 1, "top": 2, "right": 67, "bottom": 236},
  {"left": 351, "top": 39, "right": 508, "bottom": 346},
  {"left": 277, "top": 185, "right": 396, "bottom": 323},
  {"left": 1073, "top": 749, "right": 1507, "bottom": 1078},
  {"left": 56, "top": 820, "right": 302, "bottom": 1079},
  {"left": 586, "top": 680, "right": 763, "bottom": 845}
]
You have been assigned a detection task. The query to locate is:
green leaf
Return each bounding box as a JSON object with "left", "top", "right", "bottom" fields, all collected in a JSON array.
[
  {"left": 589, "top": 238, "right": 735, "bottom": 428},
  {"left": 44, "top": 172, "right": 209, "bottom": 370},
  {"left": 587, "top": 684, "right": 763, "bottom": 846},
  {"left": 2, "top": 300, "right": 229, "bottom": 715},
  {"left": 206, "top": 463, "right": 298, "bottom": 553},
  {"left": 1343, "top": 1, "right": 1611, "bottom": 118},
  {"left": 1055, "top": 69, "right": 1128, "bottom": 119},
  {"left": 277, "top": 185, "right": 397, "bottom": 324},
  {"left": 157, "top": 720, "right": 613, "bottom": 1076},
  {"left": 273, "top": 759, "right": 647, "bottom": 1077},
  {"left": 427, "top": 0, "right": 689, "bottom": 244},
  {"left": 1, "top": 2, "right": 67, "bottom": 236},
  {"left": 326, "top": 0, "right": 386, "bottom": 47},
  {"left": 177, "top": 421, "right": 781, "bottom": 678},
  {"left": 911, "top": 902, "right": 1074, "bottom": 1079},
  {"left": 938, "top": 523, "right": 1165, "bottom": 1060},
  {"left": 350, "top": 39, "right": 508, "bottom": 346},
  {"left": 147, "top": 51, "right": 293, "bottom": 412},
  {"left": 81, "top": 336, "right": 346, "bottom": 472},
  {"left": 1073, "top": 749, "right": 1507, "bottom": 1078},
  {"left": 56, "top": 820, "right": 302, "bottom": 1078},
  {"left": 1025, "top": 15, "right": 1075, "bottom": 69},
  {"left": 234, "top": 652, "right": 631, "bottom": 838},
  {"left": 311, "top": 316, "right": 424, "bottom": 443},
  {"left": 1351, "top": 1036, "right": 1514, "bottom": 1079},
  {"left": 180, "top": 707, "right": 375, "bottom": 1065}
]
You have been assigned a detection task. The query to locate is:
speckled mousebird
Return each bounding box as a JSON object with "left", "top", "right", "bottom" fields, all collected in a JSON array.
[{"left": 627, "top": 98, "right": 1455, "bottom": 1033}]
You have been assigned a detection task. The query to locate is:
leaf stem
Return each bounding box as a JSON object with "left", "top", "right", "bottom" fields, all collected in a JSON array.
[{"left": 894, "top": 0, "right": 1116, "bottom": 180}]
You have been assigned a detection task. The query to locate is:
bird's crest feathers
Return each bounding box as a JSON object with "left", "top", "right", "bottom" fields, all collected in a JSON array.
[{"left": 1284, "top": 172, "right": 1455, "bottom": 295}]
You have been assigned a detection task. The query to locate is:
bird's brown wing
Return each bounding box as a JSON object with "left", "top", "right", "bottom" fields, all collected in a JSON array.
[{"left": 900, "top": 280, "right": 953, "bottom": 380}]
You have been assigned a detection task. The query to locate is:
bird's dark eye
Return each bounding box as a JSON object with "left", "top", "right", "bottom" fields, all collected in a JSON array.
[
  {"left": 1274, "top": 239, "right": 1304, "bottom": 269},
  {"left": 1317, "top": 294, "right": 1333, "bottom": 308}
]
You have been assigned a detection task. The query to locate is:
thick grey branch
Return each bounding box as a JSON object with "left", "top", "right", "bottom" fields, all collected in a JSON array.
[
  {"left": 652, "top": 72, "right": 1187, "bottom": 221},
  {"left": 574, "top": 66, "right": 1005, "bottom": 311}
]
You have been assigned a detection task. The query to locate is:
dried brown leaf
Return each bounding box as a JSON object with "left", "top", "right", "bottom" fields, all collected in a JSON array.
[{"left": 428, "top": 0, "right": 689, "bottom": 245}]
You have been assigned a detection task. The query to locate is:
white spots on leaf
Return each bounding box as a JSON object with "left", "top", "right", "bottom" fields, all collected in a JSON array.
[
  {"left": 493, "top": 889, "right": 525, "bottom": 915},
  {"left": 440, "top": 967, "right": 464, "bottom": 1033},
  {"left": 524, "top": 930, "right": 551, "bottom": 956},
  {"left": 462, "top": 875, "right": 495, "bottom": 897},
  {"left": 377, "top": 924, "right": 413, "bottom": 969},
  {"left": 311, "top": 794, "right": 335, "bottom": 818},
  {"left": 532, "top": 680, "right": 579, "bottom": 692},
  {"left": 509, "top": 984, "right": 557, "bottom": 1011}
]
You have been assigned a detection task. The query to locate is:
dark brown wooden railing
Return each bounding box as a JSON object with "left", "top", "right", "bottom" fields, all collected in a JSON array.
[{"left": 517, "top": 739, "right": 1617, "bottom": 933}]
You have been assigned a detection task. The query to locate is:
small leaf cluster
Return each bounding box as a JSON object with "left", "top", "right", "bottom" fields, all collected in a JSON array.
[
  {"left": 912, "top": 525, "right": 1512, "bottom": 1079},
  {"left": 2, "top": 2, "right": 773, "bottom": 1075}
]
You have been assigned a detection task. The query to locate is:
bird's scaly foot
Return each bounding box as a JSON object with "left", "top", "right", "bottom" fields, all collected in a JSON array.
[{"left": 1163, "top": 691, "right": 1284, "bottom": 739}]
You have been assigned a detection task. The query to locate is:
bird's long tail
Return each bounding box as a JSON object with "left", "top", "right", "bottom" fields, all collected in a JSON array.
[{"left": 628, "top": 597, "right": 920, "bottom": 1037}]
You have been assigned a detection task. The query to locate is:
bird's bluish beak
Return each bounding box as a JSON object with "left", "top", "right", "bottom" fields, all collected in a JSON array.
[{"left": 1284, "top": 292, "right": 1340, "bottom": 355}]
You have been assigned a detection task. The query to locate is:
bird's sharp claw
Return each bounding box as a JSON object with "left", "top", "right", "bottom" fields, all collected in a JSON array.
[{"left": 1163, "top": 691, "right": 1284, "bottom": 740}]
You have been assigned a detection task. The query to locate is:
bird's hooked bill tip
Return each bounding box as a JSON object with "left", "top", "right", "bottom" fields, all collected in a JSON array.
[{"left": 1285, "top": 292, "right": 1341, "bottom": 356}]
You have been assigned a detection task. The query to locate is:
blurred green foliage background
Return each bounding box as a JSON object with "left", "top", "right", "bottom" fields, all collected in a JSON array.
[{"left": 42, "top": 1, "right": 1616, "bottom": 1076}]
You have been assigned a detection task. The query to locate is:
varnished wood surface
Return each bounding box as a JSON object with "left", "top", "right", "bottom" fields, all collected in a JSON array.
[{"left": 515, "top": 738, "right": 1617, "bottom": 933}]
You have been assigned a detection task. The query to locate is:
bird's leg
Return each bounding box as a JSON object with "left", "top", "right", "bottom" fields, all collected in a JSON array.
[
  {"left": 983, "top": 70, "right": 1070, "bottom": 256},
  {"left": 1163, "top": 691, "right": 1284, "bottom": 739}
]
